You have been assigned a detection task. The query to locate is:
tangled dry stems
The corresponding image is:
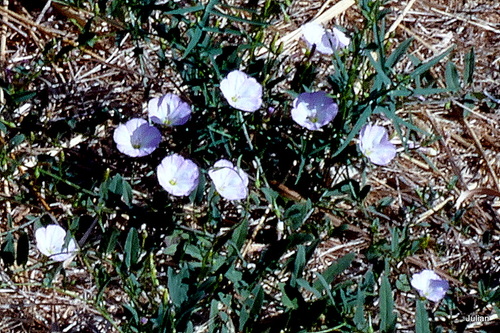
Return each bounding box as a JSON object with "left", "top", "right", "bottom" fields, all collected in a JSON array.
[{"left": 0, "top": 0, "right": 499, "bottom": 331}]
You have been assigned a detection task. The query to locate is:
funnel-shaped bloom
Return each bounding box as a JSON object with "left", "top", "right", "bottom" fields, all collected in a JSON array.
[
  {"left": 411, "top": 270, "right": 449, "bottom": 302},
  {"left": 36, "top": 225, "right": 77, "bottom": 262},
  {"left": 209, "top": 159, "right": 249, "bottom": 200},
  {"left": 291, "top": 91, "right": 338, "bottom": 130},
  {"left": 302, "top": 22, "right": 350, "bottom": 54},
  {"left": 148, "top": 93, "right": 191, "bottom": 126},
  {"left": 113, "top": 118, "right": 162, "bottom": 157},
  {"left": 359, "top": 124, "right": 396, "bottom": 165},
  {"left": 220, "top": 70, "right": 263, "bottom": 112},
  {"left": 157, "top": 154, "right": 200, "bottom": 197}
]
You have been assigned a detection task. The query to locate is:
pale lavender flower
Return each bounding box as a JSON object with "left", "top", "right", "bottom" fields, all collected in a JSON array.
[
  {"left": 291, "top": 91, "right": 338, "bottom": 130},
  {"left": 113, "top": 118, "right": 162, "bottom": 157},
  {"left": 220, "top": 70, "right": 263, "bottom": 112},
  {"left": 157, "top": 154, "right": 200, "bottom": 197},
  {"left": 208, "top": 159, "right": 249, "bottom": 200},
  {"left": 411, "top": 270, "right": 449, "bottom": 302},
  {"left": 148, "top": 93, "right": 191, "bottom": 126},
  {"left": 358, "top": 124, "right": 396, "bottom": 165},
  {"left": 35, "top": 225, "right": 77, "bottom": 262},
  {"left": 301, "top": 22, "right": 350, "bottom": 54}
]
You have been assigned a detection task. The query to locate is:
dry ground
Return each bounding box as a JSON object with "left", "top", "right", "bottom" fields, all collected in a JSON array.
[{"left": 0, "top": 0, "right": 499, "bottom": 332}]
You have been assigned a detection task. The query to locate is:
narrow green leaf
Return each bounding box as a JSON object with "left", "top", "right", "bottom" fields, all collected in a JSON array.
[
  {"left": 9, "top": 134, "right": 25, "bottom": 149},
  {"left": 183, "top": 26, "right": 203, "bottom": 58},
  {"left": 463, "top": 47, "right": 475, "bottom": 85},
  {"left": 249, "top": 285, "right": 264, "bottom": 319},
  {"left": 411, "top": 46, "right": 454, "bottom": 78},
  {"left": 202, "top": 0, "right": 220, "bottom": 23},
  {"left": 415, "top": 299, "right": 431, "bottom": 333},
  {"left": 314, "top": 272, "right": 335, "bottom": 304},
  {"left": 296, "top": 278, "right": 322, "bottom": 298},
  {"left": 386, "top": 38, "right": 413, "bottom": 68},
  {"left": 163, "top": 4, "right": 205, "bottom": 15},
  {"left": 354, "top": 289, "right": 367, "bottom": 329},
  {"left": 380, "top": 274, "right": 397, "bottom": 333},
  {"left": 367, "top": 52, "right": 392, "bottom": 86},
  {"left": 123, "top": 303, "right": 140, "bottom": 325},
  {"left": 230, "top": 219, "right": 248, "bottom": 254},
  {"left": 333, "top": 104, "right": 373, "bottom": 157},
  {"left": 291, "top": 245, "right": 306, "bottom": 287},
  {"left": 445, "top": 61, "right": 460, "bottom": 91},
  {"left": 124, "top": 228, "right": 140, "bottom": 269},
  {"left": 313, "top": 252, "right": 356, "bottom": 290},
  {"left": 412, "top": 87, "right": 449, "bottom": 96},
  {"left": 11, "top": 90, "right": 36, "bottom": 104}
]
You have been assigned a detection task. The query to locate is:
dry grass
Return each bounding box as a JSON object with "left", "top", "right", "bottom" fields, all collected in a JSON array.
[{"left": 0, "top": 0, "right": 499, "bottom": 332}]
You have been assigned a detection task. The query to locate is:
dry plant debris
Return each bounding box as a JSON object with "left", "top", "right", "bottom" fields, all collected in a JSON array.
[{"left": 0, "top": 0, "right": 499, "bottom": 332}]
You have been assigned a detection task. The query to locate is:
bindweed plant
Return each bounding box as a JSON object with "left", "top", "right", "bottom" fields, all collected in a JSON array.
[{"left": 1, "top": 0, "right": 498, "bottom": 332}]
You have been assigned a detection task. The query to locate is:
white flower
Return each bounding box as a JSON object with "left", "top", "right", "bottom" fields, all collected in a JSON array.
[
  {"left": 411, "top": 270, "right": 449, "bottom": 302},
  {"left": 220, "top": 70, "right": 263, "bottom": 112},
  {"left": 358, "top": 124, "right": 396, "bottom": 165},
  {"left": 301, "top": 22, "right": 350, "bottom": 55},
  {"left": 291, "top": 91, "right": 338, "bottom": 130},
  {"left": 35, "top": 225, "right": 77, "bottom": 262},
  {"left": 113, "top": 118, "right": 162, "bottom": 157},
  {"left": 157, "top": 154, "right": 200, "bottom": 197},
  {"left": 148, "top": 93, "right": 191, "bottom": 126},
  {"left": 208, "top": 159, "right": 249, "bottom": 200}
]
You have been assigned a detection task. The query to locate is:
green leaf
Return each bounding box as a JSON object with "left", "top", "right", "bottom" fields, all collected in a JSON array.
[
  {"left": 163, "top": 4, "right": 205, "bottom": 15},
  {"left": 463, "top": 47, "right": 475, "bottom": 85},
  {"left": 354, "top": 289, "right": 367, "bottom": 330},
  {"left": 120, "top": 180, "right": 133, "bottom": 206},
  {"left": 290, "top": 245, "right": 306, "bottom": 287},
  {"left": 380, "top": 274, "right": 397, "bottom": 333},
  {"left": 11, "top": 90, "right": 36, "bottom": 104},
  {"left": 0, "top": 121, "right": 8, "bottom": 134},
  {"left": 313, "top": 252, "right": 356, "bottom": 291},
  {"left": 415, "top": 299, "right": 431, "bottom": 333},
  {"left": 261, "top": 187, "right": 279, "bottom": 204},
  {"left": 333, "top": 104, "right": 373, "bottom": 157},
  {"left": 124, "top": 228, "right": 140, "bottom": 270},
  {"left": 445, "top": 61, "right": 460, "bottom": 91},
  {"left": 284, "top": 200, "right": 313, "bottom": 231},
  {"left": 279, "top": 282, "right": 299, "bottom": 310},
  {"left": 103, "top": 228, "right": 120, "bottom": 254},
  {"left": 412, "top": 87, "right": 450, "bottom": 96},
  {"left": 386, "top": 38, "right": 413, "bottom": 68},
  {"left": 239, "top": 284, "right": 264, "bottom": 330},
  {"left": 367, "top": 52, "right": 391, "bottom": 86},
  {"left": 314, "top": 272, "right": 335, "bottom": 304},
  {"left": 0, "top": 232, "right": 15, "bottom": 266},
  {"left": 410, "top": 46, "right": 454, "bottom": 78},
  {"left": 183, "top": 26, "right": 203, "bottom": 58},
  {"left": 167, "top": 266, "right": 189, "bottom": 307},
  {"left": 229, "top": 219, "right": 248, "bottom": 256},
  {"left": 296, "top": 278, "right": 322, "bottom": 298},
  {"left": 108, "top": 174, "right": 133, "bottom": 206},
  {"left": 9, "top": 134, "right": 25, "bottom": 149},
  {"left": 202, "top": 0, "right": 220, "bottom": 23},
  {"left": 123, "top": 303, "right": 139, "bottom": 324}
]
